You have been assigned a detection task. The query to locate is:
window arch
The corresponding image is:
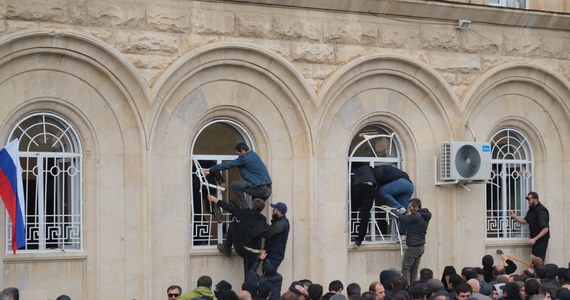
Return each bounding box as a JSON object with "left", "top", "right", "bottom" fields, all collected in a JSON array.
[
  {"left": 6, "top": 112, "right": 83, "bottom": 252},
  {"left": 190, "top": 120, "right": 254, "bottom": 248},
  {"left": 486, "top": 128, "right": 532, "bottom": 239},
  {"left": 348, "top": 125, "right": 404, "bottom": 245}
]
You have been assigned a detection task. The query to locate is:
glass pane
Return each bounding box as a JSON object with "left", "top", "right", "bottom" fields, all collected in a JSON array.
[{"left": 194, "top": 123, "right": 246, "bottom": 155}]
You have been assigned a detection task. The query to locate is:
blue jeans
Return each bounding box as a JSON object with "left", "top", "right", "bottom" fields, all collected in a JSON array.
[{"left": 378, "top": 178, "right": 414, "bottom": 234}]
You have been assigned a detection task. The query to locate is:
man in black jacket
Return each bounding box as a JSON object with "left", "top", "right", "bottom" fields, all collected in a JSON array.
[
  {"left": 208, "top": 195, "right": 267, "bottom": 277},
  {"left": 263, "top": 202, "right": 290, "bottom": 271},
  {"left": 392, "top": 198, "right": 431, "bottom": 286}
]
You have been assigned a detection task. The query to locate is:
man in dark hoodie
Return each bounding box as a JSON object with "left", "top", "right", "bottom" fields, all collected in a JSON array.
[
  {"left": 392, "top": 198, "right": 432, "bottom": 286},
  {"left": 245, "top": 250, "right": 283, "bottom": 300}
]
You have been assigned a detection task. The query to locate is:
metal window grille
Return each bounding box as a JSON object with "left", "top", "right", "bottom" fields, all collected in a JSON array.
[
  {"left": 348, "top": 129, "right": 404, "bottom": 245},
  {"left": 190, "top": 120, "right": 253, "bottom": 249},
  {"left": 6, "top": 112, "right": 83, "bottom": 252},
  {"left": 486, "top": 129, "right": 531, "bottom": 239}
]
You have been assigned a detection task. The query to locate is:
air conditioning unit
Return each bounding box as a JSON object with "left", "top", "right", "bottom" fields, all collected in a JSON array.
[{"left": 440, "top": 142, "right": 492, "bottom": 180}]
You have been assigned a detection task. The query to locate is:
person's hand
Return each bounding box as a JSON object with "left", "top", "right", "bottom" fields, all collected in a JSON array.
[
  {"left": 295, "top": 285, "right": 308, "bottom": 297},
  {"left": 507, "top": 211, "right": 515, "bottom": 218},
  {"left": 501, "top": 253, "right": 508, "bottom": 261},
  {"left": 203, "top": 168, "right": 210, "bottom": 175},
  {"left": 207, "top": 195, "right": 219, "bottom": 204},
  {"left": 528, "top": 238, "right": 536, "bottom": 246},
  {"left": 259, "top": 250, "right": 267, "bottom": 260},
  {"left": 220, "top": 182, "right": 227, "bottom": 189}
]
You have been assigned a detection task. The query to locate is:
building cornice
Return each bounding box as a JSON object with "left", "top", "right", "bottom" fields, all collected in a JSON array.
[{"left": 206, "top": 0, "right": 570, "bottom": 30}]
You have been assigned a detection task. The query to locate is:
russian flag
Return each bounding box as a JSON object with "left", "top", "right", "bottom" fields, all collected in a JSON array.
[{"left": 0, "top": 139, "right": 26, "bottom": 254}]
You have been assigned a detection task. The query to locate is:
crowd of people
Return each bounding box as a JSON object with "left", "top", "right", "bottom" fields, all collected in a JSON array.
[{"left": 168, "top": 251, "right": 570, "bottom": 300}]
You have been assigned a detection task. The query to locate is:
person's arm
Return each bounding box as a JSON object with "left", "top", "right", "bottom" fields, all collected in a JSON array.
[
  {"left": 208, "top": 155, "right": 246, "bottom": 173},
  {"left": 507, "top": 211, "right": 527, "bottom": 224},
  {"left": 529, "top": 227, "right": 549, "bottom": 245},
  {"left": 207, "top": 195, "right": 238, "bottom": 215},
  {"left": 263, "top": 221, "right": 284, "bottom": 239}
]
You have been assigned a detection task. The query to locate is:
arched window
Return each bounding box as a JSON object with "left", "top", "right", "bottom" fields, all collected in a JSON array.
[
  {"left": 486, "top": 128, "right": 532, "bottom": 239},
  {"left": 190, "top": 120, "right": 254, "bottom": 248},
  {"left": 6, "top": 112, "right": 83, "bottom": 252},
  {"left": 348, "top": 125, "right": 404, "bottom": 245}
]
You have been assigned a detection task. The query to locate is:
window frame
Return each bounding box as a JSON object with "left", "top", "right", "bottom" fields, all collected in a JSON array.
[
  {"left": 190, "top": 119, "right": 255, "bottom": 249},
  {"left": 485, "top": 128, "right": 532, "bottom": 240},
  {"left": 348, "top": 127, "right": 406, "bottom": 245},
  {"left": 6, "top": 112, "right": 83, "bottom": 253}
]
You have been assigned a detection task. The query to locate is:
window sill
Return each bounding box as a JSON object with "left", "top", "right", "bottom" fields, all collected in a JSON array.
[{"left": 2, "top": 251, "right": 86, "bottom": 263}]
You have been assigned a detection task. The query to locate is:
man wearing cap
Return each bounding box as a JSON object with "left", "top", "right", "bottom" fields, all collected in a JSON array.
[
  {"left": 214, "top": 280, "right": 233, "bottom": 299},
  {"left": 263, "top": 202, "right": 290, "bottom": 271}
]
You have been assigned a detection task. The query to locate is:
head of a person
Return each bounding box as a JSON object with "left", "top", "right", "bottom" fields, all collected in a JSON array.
[
  {"left": 530, "top": 255, "right": 544, "bottom": 268},
  {"left": 426, "top": 279, "right": 445, "bottom": 293},
  {"left": 262, "top": 260, "right": 277, "bottom": 276},
  {"left": 462, "top": 268, "right": 478, "bottom": 281},
  {"left": 455, "top": 283, "right": 473, "bottom": 300},
  {"left": 329, "top": 280, "right": 344, "bottom": 293},
  {"left": 0, "top": 292, "right": 11, "bottom": 300},
  {"left": 466, "top": 279, "right": 480, "bottom": 294},
  {"left": 197, "top": 275, "right": 213, "bottom": 289},
  {"left": 308, "top": 283, "right": 323, "bottom": 300},
  {"left": 493, "top": 265, "right": 506, "bottom": 278},
  {"left": 380, "top": 270, "right": 399, "bottom": 289},
  {"left": 420, "top": 268, "right": 433, "bottom": 281},
  {"left": 235, "top": 142, "right": 250, "bottom": 155},
  {"left": 501, "top": 282, "right": 520, "bottom": 299},
  {"left": 369, "top": 281, "right": 385, "bottom": 300},
  {"left": 391, "top": 276, "right": 409, "bottom": 293},
  {"left": 408, "top": 198, "right": 422, "bottom": 213},
  {"left": 242, "top": 281, "right": 258, "bottom": 299},
  {"left": 215, "top": 281, "right": 233, "bottom": 298},
  {"left": 270, "top": 202, "right": 287, "bottom": 218},
  {"left": 219, "top": 290, "right": 239, "bottom": 300},
  {"left": 408, "top": 284, "right": 430, "bottom": 300},
  {"left": 251, "top": 198, "right": 266, "bottom": 212},
  {"left": 167, "top": 285, "right": 183, "bottom": 299},
  {"left": 525, "top": 279, "right": 541, "bottom": 297},
  {"left": 347, "top": 283, "right": 361, "bottom": 297},
  {"left": 526, "top": 192, "right": 539, "bottom": 207},
  {"left": 432, "top": 290, "right": 450, "bottom": 300},
  {"left": 482, "top": 255, "right": 494, "bottom": 268},
  {"left": 361, "top": 291, "right": 377, "bottom": 300},
  {"left": 56, "top": 296, "right": 72, "bottom": 300},
  {"left": 448, "top": 274, "right": 463, "bottom": 290},
  {"left": 1, "top": 287, "right": 19, "bottom": 300},
  {"left": 441, "top": 266, "right": 457, "bottom": 289},
  {"left": 238, "top": 290, "right": 252, "bottom": 300}
]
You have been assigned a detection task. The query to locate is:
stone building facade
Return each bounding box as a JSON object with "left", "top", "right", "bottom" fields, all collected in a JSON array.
[{"left": 0, "top": 0, "right": 569, "bottom": 299}]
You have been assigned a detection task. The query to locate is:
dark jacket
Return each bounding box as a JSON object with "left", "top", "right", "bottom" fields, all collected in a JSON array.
[
  {"left": 245, "top": 258, "right": 283, "bottom": 300},
  {"left": 217, "top": 201, "right": 267, "bottom": 249},
  {"left": 372, "top": 165, "right": 411, "bottom": 186},
  {"left": 352, "top": 165, "right": 376, "bottom": 186},
  {"left": 263, "top": 216, "right": 290, "bottom": 262},
  {"left": 393, "top": 208, "right": 431, "bottom": 247}
]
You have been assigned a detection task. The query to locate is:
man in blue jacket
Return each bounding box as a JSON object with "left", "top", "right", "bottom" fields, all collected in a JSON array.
[{"left": 205, "top": 142, "right": 272, "bottom": 209}]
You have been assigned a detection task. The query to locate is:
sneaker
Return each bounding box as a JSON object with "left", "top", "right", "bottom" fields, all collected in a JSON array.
[
  {"left": 397, "top": 207, "right": 406, "bottom": 214},
  {"left": 396, "top": 235, "right": 406, "bottom": 243},
  {"left": 217, "top": 244, "right": 231, "bottom": 257}
]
